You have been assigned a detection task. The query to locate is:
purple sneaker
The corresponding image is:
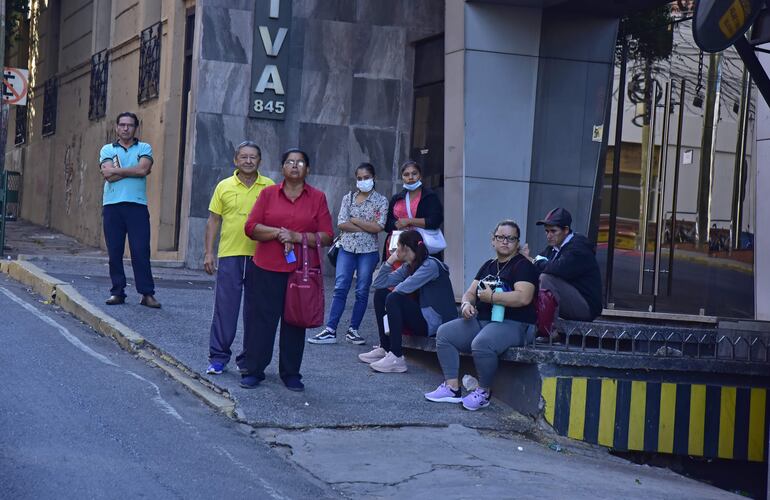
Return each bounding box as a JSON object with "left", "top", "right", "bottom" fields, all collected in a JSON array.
[
  {"left": 424, "top": 382, "right": 462, "bottom": 403},
  {"left": 462, "top": 388, "right": 490, "bottom": 411}
]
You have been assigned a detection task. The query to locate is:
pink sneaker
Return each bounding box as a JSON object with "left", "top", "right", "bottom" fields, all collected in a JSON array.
[
  {"left": 424, "top": 382, "right": 462, "bottom": 403},
  {"left": 461, "top": 388, "right": 490, "bottom": 411},
  {"left": 358, "top": 346, "right": 387, "bottom": 364},
  {"left": 369, "top": 352, "right": 407, "bottom": 373}
]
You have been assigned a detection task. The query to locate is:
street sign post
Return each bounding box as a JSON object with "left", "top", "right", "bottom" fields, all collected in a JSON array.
[{"left": 2, "top": 67, "right": 28, "bottom": 106}]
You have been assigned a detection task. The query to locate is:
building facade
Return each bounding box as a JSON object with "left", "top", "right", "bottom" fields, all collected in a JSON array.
[{"left": 5, "top": 0, "right": 769, "bottom": 321}]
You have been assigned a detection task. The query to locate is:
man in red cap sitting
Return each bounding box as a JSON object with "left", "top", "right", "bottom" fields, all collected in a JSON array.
[{"left": 524, "top": 208, "right": 602, "bottom": 338}]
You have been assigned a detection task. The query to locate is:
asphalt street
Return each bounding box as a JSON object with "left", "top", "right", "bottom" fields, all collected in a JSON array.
[{"left": 0, "top": 274, "right": 335, "bottom": 499}]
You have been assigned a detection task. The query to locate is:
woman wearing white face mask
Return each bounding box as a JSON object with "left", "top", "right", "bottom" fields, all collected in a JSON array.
[
  {"left": 308, "top": 163, "right": 389, "bottom": 346},
  {"left": 383, "top": 160, "right": 445, "bottom": 260}
]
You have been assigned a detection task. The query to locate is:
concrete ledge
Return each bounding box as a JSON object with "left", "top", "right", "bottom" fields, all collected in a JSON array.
[
  {"left": 402, "top": 336, "right": 770, "bottom": 377},
  {"left": 5, "top": 260, "right": 66, "bottom": 301}
]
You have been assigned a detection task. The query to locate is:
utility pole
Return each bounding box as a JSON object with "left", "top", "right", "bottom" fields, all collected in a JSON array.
[{"left": 696, "top": 52, "right": 722, "bottom": 250}]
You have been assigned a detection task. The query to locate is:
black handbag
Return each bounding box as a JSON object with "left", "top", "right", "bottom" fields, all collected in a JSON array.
[
  {"left": 327, "top": 191, "right": 353, "bottom": 267},
  {"left": 327, "top": 236, "right": 342, "bottom": 266}
]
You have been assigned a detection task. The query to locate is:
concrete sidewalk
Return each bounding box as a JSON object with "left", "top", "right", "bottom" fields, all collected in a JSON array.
[
  {"left": 2, "top": 220, "right": 523, "bottom": 431},
  {"left": 2, "top": 219, "right": 744, "bottom": 499}
]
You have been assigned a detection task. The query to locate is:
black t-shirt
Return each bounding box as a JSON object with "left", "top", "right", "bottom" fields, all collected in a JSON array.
[{"left": 473, "top": 254, "right": 538, "bottom": 324}]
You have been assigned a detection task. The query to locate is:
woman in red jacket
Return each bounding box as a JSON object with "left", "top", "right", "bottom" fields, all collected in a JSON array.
[{"left": 242, "top": 149, "right": 333, "bottom": 391}]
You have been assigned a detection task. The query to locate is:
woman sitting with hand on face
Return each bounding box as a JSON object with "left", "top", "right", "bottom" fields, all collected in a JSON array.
[
  {"left": 424, "top": 220, "right": 537, "bottom": 411},
  {"left": 359, "top": 230, "right": 455, "bottom": 373}
]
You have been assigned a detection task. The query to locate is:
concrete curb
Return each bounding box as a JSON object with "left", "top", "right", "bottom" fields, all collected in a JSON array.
[
  {"left": 1, "top": 259, "right": 236, "bottom": 417},
  {"left": 6, "top": 260, "right": 66, "bottom": 301}
]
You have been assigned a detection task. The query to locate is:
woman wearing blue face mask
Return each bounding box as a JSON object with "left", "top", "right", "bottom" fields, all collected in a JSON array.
[
  {"left": 308, "top": 163, "right": 389, "bottom": 346},
  {"left": 383, "top": 160, "right": 444, "bottom": 260}
]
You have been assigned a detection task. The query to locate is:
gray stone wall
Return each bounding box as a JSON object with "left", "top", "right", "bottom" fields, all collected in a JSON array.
[{"left": 185, "top": 0, "right": 444, "bottom": 268}]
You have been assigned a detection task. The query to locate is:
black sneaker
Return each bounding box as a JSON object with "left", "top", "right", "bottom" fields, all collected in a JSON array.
[
  {"left": 308, "top": 327, "right": 337, "bottom": 344},
  {"left": 345, "top": 328, "right": 366, "bottom": 345}
]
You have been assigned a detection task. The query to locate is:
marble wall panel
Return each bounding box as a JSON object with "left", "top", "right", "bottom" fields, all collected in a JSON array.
[
  {"left": 189, "top": 164, "right": 232, "bottom": 218},
  {"left": 289, "top": 17, "right": 307, "bottom": 70},
  {"left": 397, "top": 79, "right": 414, "bottom": 133},
  {"left": 294, "top": 0, "right": 356, "bottom": 22},
  {"left": 298, "top": 122, "right": 350, "bottom": 178},
  {"left": 281, "top": 67, "right": 305, "bottom": 148},
  {"left": 350, "top": 127, "right": 397, "bottom": 175},
  {"left": 356, "top": 0, "right": 400, "bottom": 26},
  {"left": 302, "top": 20, "right": 356, "bottom": 72},
  {"left": 184, "top": 216, "right": 208, "bottom": 269},
  {"left": 244, "top": 119, "right": 283, "bottom": 171},
  {"left": 299, "top": 70, "right": 352, "bottom": 126},
  {"left": 353, "top": 26, "right": 406, "bottom": 79},
  {"left": 201, "top": 7, "right": 251, "bottom": 64},
  {"left": 351, "top": 77, "right": 400, "bottom": 128},
  {"left": 195, "top": 113, "right": 244, "bottom": 167},
  {"left": 403, "top": 0, "right": 445, "bottom": 33},
  {"left": 196, "top": 60, "right": 251, "bottom": 116}
]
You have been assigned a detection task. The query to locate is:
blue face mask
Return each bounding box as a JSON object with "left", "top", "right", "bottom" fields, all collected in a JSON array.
[{"left": 403, "top": 180, "right": 422, "bottom": 191}]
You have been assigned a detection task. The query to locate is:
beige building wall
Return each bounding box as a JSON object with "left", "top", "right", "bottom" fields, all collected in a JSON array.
[{"left": 5, "top": 0, "right": 192, "bottom": 259}]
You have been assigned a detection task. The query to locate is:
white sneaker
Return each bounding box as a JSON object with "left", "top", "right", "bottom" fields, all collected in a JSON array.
[
  {"left": 358, "top": 346, "right": 387, "bottom": 364},
  {"left": 370, "top": 352, "right": 407, "bottom": 373}
]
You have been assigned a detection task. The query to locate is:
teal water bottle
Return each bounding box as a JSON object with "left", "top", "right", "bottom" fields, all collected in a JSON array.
[{"left": 491, "top": 287, "right": 505, "bottom": 322}]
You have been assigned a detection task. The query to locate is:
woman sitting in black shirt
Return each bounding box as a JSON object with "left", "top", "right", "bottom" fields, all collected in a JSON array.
[{"left": 424, "top": 220, "right": 538, "bottom": 411}]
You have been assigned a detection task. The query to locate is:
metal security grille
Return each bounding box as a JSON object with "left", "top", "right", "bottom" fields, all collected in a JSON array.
[
  {"left": 42, "top": 77, "right": 57, "bottom": 137},
  {"left": 89, "top": 49, "right": 109, "bottom": 120},
  {"left": 138, "top": 22, "right": 161, "bottom": 104},
  {"left": 14, "top": 104, "right": 27, "bottom": 145}
]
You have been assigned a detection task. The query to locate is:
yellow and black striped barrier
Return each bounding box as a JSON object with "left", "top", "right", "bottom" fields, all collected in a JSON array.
[{"left": 541, "top": 377, "right": 768, "bottom": 462}]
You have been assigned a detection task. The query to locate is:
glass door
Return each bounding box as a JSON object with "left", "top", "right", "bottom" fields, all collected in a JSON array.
[{"left": 599, "top": 7, "right": 756, "bottom": 318}]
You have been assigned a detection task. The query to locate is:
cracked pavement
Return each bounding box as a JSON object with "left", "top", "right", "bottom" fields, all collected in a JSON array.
[{"left": 259, "top": 425, "right": 739, "bottom": 499}]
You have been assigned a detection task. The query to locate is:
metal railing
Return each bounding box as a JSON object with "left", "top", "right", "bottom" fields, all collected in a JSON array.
[
  {"left": 138, "top": 22, "right": 161, "bottom": 104},
  {"left": 89, "top": 49, "right": 109, "bottom": 121},
  {"left": 532, "top": 322, "right": 769, "bottom": 364}
]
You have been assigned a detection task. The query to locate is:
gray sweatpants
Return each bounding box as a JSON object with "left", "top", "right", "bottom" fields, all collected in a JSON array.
[{"left": 435, "top": 317, "right": 536, "bottom": 389}]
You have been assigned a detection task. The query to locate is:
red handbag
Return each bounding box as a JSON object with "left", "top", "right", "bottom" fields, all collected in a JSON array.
[
  {"left": 284, "top": 233, "right": 325, "bottom": 328},
  {"left": 536, "top": 289, "right": 558, "bottom": 337}
]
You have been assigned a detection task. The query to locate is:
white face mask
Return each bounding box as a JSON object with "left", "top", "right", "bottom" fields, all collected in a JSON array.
[{"left": 356, "top": 179, "right": 374, "bottom": 192}]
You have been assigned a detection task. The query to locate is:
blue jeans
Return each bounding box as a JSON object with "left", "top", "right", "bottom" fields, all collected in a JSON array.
[{"left": 327, "top": 249, "right": 379, "bottom": 331}]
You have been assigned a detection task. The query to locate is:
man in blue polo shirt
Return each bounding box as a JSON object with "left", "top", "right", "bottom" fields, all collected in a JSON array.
[{"left": 98, "top": 112, "right": 160, "bottom": 308}]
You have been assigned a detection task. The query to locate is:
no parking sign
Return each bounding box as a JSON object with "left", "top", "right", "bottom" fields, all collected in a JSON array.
[{"left": 2, "top": 67, "right": 29, "bottom": 106}]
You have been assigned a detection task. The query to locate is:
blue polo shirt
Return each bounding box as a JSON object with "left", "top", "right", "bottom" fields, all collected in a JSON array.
[{"left": 99, "top": 139, "right": 153, "bottom": 206}]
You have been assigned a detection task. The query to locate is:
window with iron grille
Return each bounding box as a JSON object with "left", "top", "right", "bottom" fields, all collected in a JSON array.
[
  {"left": 89, "top": 49, "right": 109, "bottom": 121},
  {"left": 138, "top": 22, "right": 161, "bottom": 104},
  {"left": 14, "top": 104, "right": 27, "bottom": 146},
  {"left": 42, "top": 77, "right": 58, "bottom": 137}
]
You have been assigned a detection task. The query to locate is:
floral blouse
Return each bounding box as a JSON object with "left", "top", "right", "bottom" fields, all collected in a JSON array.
[{"left": 337, "top": 190, "right": 388, "bottom": 254}]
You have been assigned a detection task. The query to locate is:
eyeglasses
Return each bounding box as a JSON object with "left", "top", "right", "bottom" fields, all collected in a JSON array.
[
  {"left": 493, "top": 235, "right": 519, "bottom": 243},
  {"left": 283, "top": 159, "right": 306, "bottom": 167},
  {"left": 117, "top": 123, "right": 136, "bottom": 129}
]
